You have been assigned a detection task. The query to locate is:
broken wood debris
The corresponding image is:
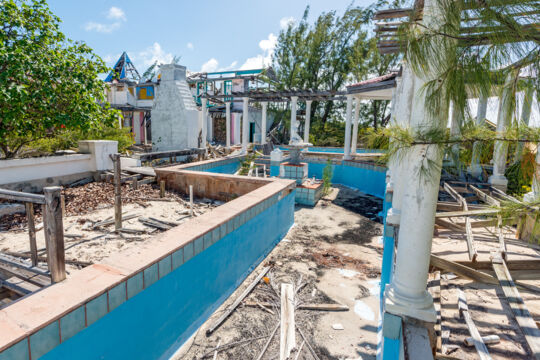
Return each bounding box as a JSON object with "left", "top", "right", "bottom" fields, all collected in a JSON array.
[{"left": 457, "top": 289, "right": 492, "bottom": 360}]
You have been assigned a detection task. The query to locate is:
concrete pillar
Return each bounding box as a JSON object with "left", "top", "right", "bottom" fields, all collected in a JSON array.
[
  {"left": 289, "top": 96, "right": 298, "bottom": 144},
  {"left": 343, "top": 94, "right": 353, "bottom": 160},
  {"left": 304, "top": 100, "right": 312, "bottom": 144},
  {"left": 242, "top": 97, "right": 249, "bottom": 153},
  {"left": 201, "top": 98, "right": 208, "bottom": 148},
  {"left": 234, "top": 113, "right": 241, "bottom": 145},
  {"left": 261, "top": 102, "right": 268, "bottom": 145},
  {"left": 351, "top": 96, "right": 361, "bottom": 154},
  {"left": 513, "top": 86, "right": 534, "bottom": 163},
  {"left": 489, "top": 73, "right": 516, "bottom": 191},
  {"left": 225, "top": 102, "right": 231, "bottom": 147},
  {"left": 468, "top": 96, "right": 488, "bottom": 178},
  {"left": 207, "top": 114, "right": 213, "bottom": 143}
]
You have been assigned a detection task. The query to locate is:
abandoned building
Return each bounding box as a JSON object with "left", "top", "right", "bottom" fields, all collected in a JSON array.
[{"left": 0, "top": 0, "right": 539, "bottom": 359}]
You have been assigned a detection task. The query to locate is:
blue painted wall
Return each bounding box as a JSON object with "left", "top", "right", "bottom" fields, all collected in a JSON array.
[
  {"left": 41, "top": 192, "right": 295, "bottom": 360},
  {"left": 202, "top": 161, "right": 240, "bottom": 174}
]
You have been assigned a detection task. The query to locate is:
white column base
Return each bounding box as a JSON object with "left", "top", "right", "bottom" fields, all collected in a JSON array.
[
  {"left": 467, "top": 163, "right": 482, "bottom": 179},
  {"left": 343, "top": 154, "right": 352, "bottom": 160},
  {"left": 488, "top": 174, "right": 508, "bottom": 191},
  {"left": 384, "top": 286, "right": 437, "bottom": 323}
]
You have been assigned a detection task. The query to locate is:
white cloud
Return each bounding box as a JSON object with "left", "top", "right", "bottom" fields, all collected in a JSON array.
[
  {"left": 107, "top": 7, "right": 126, "bottom": 21},
  {"left": 280, "top": 16, "right": 295, "bottom": 29},
  {"left": 85, "top": 7, "right": 126, "bottom": 33},
  {"left": 200, "top": 58, "right": 239, "bottom": 73},
  {"left": 135, "top": 42, "right": 174, "bottom": 67},
  {"left": 187, "top": 42, "right": 194, "bottom": 50},
  {"left": 240, "top": 33, "right": 277, "bottom": 70}
]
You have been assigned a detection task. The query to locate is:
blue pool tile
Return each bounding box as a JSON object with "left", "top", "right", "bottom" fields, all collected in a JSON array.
[
  {"left": 108, "top": 282, "right": 126, "bottom": 312},
  {"left": 29, "top": 321, "right": 59, "bottom": 359},
  {"left": 86, "top": 293, "right": 108, "bottom": 326},
  {"left": 158, "top": 256, "right": 172, "bottom": 278},
  {"left": 226, "top": 219, "right": 234, "bottom": 235},
  {"left": 233, "top": 215, "right": 240, "bottom": 230},
  {"left": 127, "top": 272, "right": 144, "bottom": 299},
  {"left": 194, "top": 237, "right": 204, "bottom": 255},
  {"left": 143, "top": 263, "right": 159, "bottom": 288},
  {"left": 211, "top": 228, "right": 220, "bottom": 244},
  {"left": 183, "top": 242, "right": 194, "bottom": 262},
  {"left": 60, "top": 306, "right": 85, "bottom": 342},
  {"left": 172, "top": 248, "right": 184, "bottom": 269},
  {"left": 219, "top": 224, "right": 226, "bottom": 239},
  {"left": 203, "top": 233, "right": 212, "bottom": 249},
  {"left": 0, "top": 339, "right": 29, "bottom": 360}
]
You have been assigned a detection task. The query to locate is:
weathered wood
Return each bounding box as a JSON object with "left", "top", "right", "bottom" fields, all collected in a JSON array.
[
  {"left": 435, "top": 218, "right": 464, "bottom": 232},
  {"left": 435, "top": 209, "right": 499, "bottom": 218},
  {"left": 111, "top": 154, "right": 122, "bottom": 230},
  {"left": 296, "top": 325, "right": 321, "bottom": 360},
  {"left": 456, "top": 259, "right": 540, "bottom": 271},
  {"left": 280, "top": 283, "right": 296, "bottom": 360},
  {"left": 123, "top": 166, "right": 156, "bottom": 177},
  {"left": 458, "top": 289, "right": 492, "bottom": 360},
  {"left": 255, "top": 323, "right": 279, "bottom": 360},
  {"left": 205, "top": 266, "right": 271, "bottom": 335},
  {"left": 131, "top": 178, "right": 138, "bottom": 190},
  {"left": 2, "top": 251, "right": 92, "bottom": 267},
  {"left": 160, "top": 180, "right": 166, "bottom": 198},
  {"left": 148, "top": 217, "right": 180, "bottom": 227},
  {"left": 428, "top": 271, "right": 442, "bottom": 353},
  {"left": 138, "top": 217, "right": 171, "bottom": 231},
  {"left": 189, "top": 185, "right": 194, "bottom": 217},
  {"left": 93, "top": 214, "right": 138, "bottom": 228},
  {"left": 437, "top": 201, "right": 487, "bottom": 211},
  {"left": 0, "top": 188, "right": 45, "bottom": 204},
  {"left": 25, "top": 202, "right": 38, "bottom": 266},
  {"left": 0, "top": 262, "right": 50, "bottom": 287},
  {"left": 491, "top": 255, "right": 540, "bottom": 359},
  {"left": 469, "top": 185, "right": 506, "bottom": 257},
  {"left": 134, "top": 148, "right": 204, "bottom": 161},
  {"left": 0, "top": 277, "right": 39, "bottom": 296},
  {"left": 464, "top": 335, "right": 500, "bottom": 347},
  {"left": 430, "top": 255, "right": 498, "bottom": 285},
  {"left": 43, "top": 186, "right": 66, "bottom": 283},
  {"left": 444, "top": 183, "right": 477, "bottom": 261},
  {"left": 244, "top": 301, "right": 349, "bottom": 311}
]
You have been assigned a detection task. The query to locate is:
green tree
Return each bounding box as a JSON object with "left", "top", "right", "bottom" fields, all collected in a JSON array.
[{"left": 0, "top": 0, "right": 118, "bottom": 158}]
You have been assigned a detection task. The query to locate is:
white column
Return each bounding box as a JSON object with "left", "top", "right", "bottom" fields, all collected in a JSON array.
[
  {"left": 304, "top": 100, "right": 312, "bottom": 144},
  {"left": 242, "top": 97, "right": 249, "bottom": 153},
  {"left": 489, "top": 73, "right": 515, "bottom": 191},
  {"left": 207, "top": 114, "right": 213, "bottom": 142},
  {"left": 513, "top": 86, "right": 534, "bottom": 163},
  {"left": 385, "top": 0, "right": 448, "bottom": 323},
  {"left": 225, "top": 102, "right": 231, "bottom": 147},
  {"left": 289, "top": 96, "right": 298, "bottom": 144},
  {"left": 343, "top": 94, "right": 353, "bottom": 160},
  {"left": 351, "top": 96, "right": 360, "bottom": 154},
  {"left": 201, "top": 98, "right": 208, "bottom": 148},
  {"left": 468, "top": 95, "right": 488, "bottom": 178},
  {"left": 261, "top": 102, "right": 268, "bottom": 145},
  {"left": 234, "top": 113, "right": 241, "bottom": 145}
]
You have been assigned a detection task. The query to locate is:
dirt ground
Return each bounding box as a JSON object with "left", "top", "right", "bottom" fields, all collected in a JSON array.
[
  {"left": 174, "top": 185, "right": 384, "bottom": 360},
  {"left": 432, "top": 223, "right": 540, "bottom": 359},
  {"left": 0, "top": 182, "right": 220, "bottom": 273}
]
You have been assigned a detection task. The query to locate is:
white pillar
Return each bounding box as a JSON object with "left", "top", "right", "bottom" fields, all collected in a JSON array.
[
  {"left": 234, "top": 112, "right": 241, "bottom": 145},
  {"left": 201, "top": 98, "right": 208, "bottom": 148},
  {"left": 261, "top": 102, "right": 268, "bottom": 145},
  {"left": 304, "top": 100, "right": 312, "bottom": 144},
  {"left": 513, "top": 86, "right": 534, "bottom": 163},
  {"left": 225, "top": 102, "right": 231, "bottom": 147},
  {"left": 207, "top": 114, "right": 213, "bottom": 142},
  {"left": 289, "top": 96, "right": 298, "bottom": 144},
  {"left": 351, "top": 96, "right": 360, "bottom": 154},
  {"left": 489, "top": 73, "right": 516, "bottom": 191},
  {"left": 385, "top": 0, "right": 448, "bottom": 323},
  {"left": 242, "top": 97, "right": 249, "bottom": 153},
  {"left": 343, "top": 94, "right": 353, "bottom": 160},
  {"left": 468, "top": 95, "right": 488, "bottom": 178}
]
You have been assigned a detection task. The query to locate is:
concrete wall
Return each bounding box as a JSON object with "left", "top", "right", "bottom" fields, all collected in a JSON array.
[
  {"left": 151, "top": 65, "right": 199, "bottom": 152},
  {"left": 0, "top": 141, "right": 117, "bottom": 192}
]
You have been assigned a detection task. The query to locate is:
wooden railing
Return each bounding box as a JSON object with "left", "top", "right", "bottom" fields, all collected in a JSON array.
[{"left": 0, "top": 187, "right": 65, "bottom": 283}]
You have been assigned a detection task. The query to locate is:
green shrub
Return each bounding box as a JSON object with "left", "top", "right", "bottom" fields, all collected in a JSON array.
[{"left": 322, "top": 159, "right": 333, "bottom": 195}]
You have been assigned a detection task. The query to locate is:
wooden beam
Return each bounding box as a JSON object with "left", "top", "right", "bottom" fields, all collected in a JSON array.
[
  {"left": 437, "top": 201, "right": 487, "bottom": 211},
  {"left": 0, "top": 188, "right": 45, "bottom": 204},
  {"left": 435, "top": 209, "right": 499, "bottom": 218},
  {"left": 430, "top": 255, "right": 498, "bottom": 285},
  {"left": 112, "top": 154, "right": 122, "bottom": 231},
  {"left": 492, "top": 254, "right": 540, "bottom": 359},
  {"left": 43, "top": 186, "right": 66, "bottom": 283},
  {"left": 428, "top": 271, "right": 442, "bottom": 353},
  {"left": 280, "top": 283, "right": 296, "bottom": 360},
  {"left": 469, "top": 185, "right": 506, "bottom": 257},
  {"left": 444, "top": 182, "right": 477, "bottom": 261},
  {"left": 458, "top": 289, "right": 492, "bottom": 360},
  {"left": 25, "top": 202, "right": 38, "bottom": 267}
]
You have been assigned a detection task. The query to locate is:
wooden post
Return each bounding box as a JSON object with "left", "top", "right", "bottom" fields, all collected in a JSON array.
[
  {"left": 189, "top": 185, "right": 194, "bottom": 217},
  {"left": 25, "top": 202, "right": 38, "bottom": 267},
  {"left": 112, "top": 154, "right": 122, "bottom": 230},
  {"left": 43, "top": 187, "right": 66, "bottom": 283},
  {"left": 160, "top": 180, "right": 166, "bottom": 198},
  {"left": 132, "top": 178, "right": 138, "bottom": 190},
  {"left": 60, "top": 193, "right": 66, "bottom": 218}
]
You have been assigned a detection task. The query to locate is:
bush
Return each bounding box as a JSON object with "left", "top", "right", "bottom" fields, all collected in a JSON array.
[{"left": 322, "top": 159, "right": 333, "bottom": 196}]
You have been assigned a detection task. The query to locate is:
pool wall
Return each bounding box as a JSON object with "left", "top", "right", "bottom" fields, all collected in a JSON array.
[{"left": 0, "top": 173, "right": 295, "bottom": 360}]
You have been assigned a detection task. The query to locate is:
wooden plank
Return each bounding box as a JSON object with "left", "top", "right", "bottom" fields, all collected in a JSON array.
[
  {"left": 43, "top": 186, "right": 66, "bottom": 283},
  {"left": 0, "top": 263, "right": 50, "bottom": 287},
  {"left": 428, "top": 271, "right": 442, "bottom": 353},
  {"left": 93, "top": 214, "right": 138, "bottom": 228},
  {"left": 25, "top": 202, "right": 38, "bottom": 266},
  {"left": 444, "top": 182, "right": 477, "bottom": 261},
  {"left": 491, "top": 255, "right": 540, "bottom": 359},
  {"left": 469, "top": 185, "right": 506, "bottom": 257},
  {"left": 123, "top": 166, "right": 156, "bottom": 177},
  {"left": 435, "top": 209, "right": 499, "bottom": 218},
  {"left": 160, "top": 180, "right": 165, "bottom": 198},
  {"left": 1, "top": 276, "right": 40, "bottom": 296},
  {"left": 435, "top": 218, "right": 464, "bottom": 232},
  {"left": 205, "top": 266, "right": 271, "bottom": 335},
  {"left": 134, "top": 148, "right": 204, "bottom": 161},
  {"left": 458, "top": 289, "right": 492, "bottom": 360},
  {"left": 456, "top": 259, "right": 540, "bottom": 271},
  {"left": 255, "top": 323, "right": 279, "bottom": 360},
  {"left": 244, "top": 301, "right": 349, "bottom": 311},
  {"left": 0, "top": 188, "right": 45, "bottom": 204},
  {"left": 280, "top": 283, "right": 296, "bottom": 360},
  {"left": 437, "top": 201, "right": 487, "bottom": 211},
  {"left": 430, "top": 255, "right": 498, "bottom": 285}
]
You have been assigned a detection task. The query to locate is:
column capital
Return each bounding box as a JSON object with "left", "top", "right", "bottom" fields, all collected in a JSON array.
[{"left": 305, "top": 100, "right": 312, "bottom": 105}]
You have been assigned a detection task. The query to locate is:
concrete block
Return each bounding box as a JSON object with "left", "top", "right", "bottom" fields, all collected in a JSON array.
[
  {"left": 78, "top": 140, "right": 118, "bottom": 171},
  {"left": 382, "top": 312, "right": 402, "bottom": 340}
]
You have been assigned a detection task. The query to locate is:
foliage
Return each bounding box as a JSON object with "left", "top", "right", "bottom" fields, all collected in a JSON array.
[
  {"left": 322, "top": 159, "right": 333, "bottom": 196},
  {"left": 267, "top": 1, "right": 403, "bottom": 142},
  {"left": 0, "top": 0, "right": 119, "bottom": 158},
  {"left": 506, "top": 148, "right": 536, "bottom": 197},
  {"left": 26, "top": 125, "right": 134, "bottom": 156},
  {"left": 238, "top": 151, "right": 260, "bottom": 175}
]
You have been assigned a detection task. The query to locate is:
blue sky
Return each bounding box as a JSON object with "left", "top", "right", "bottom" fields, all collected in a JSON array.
[{"left": 48, "top": 0, "right": 375, "bottom": 74}]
